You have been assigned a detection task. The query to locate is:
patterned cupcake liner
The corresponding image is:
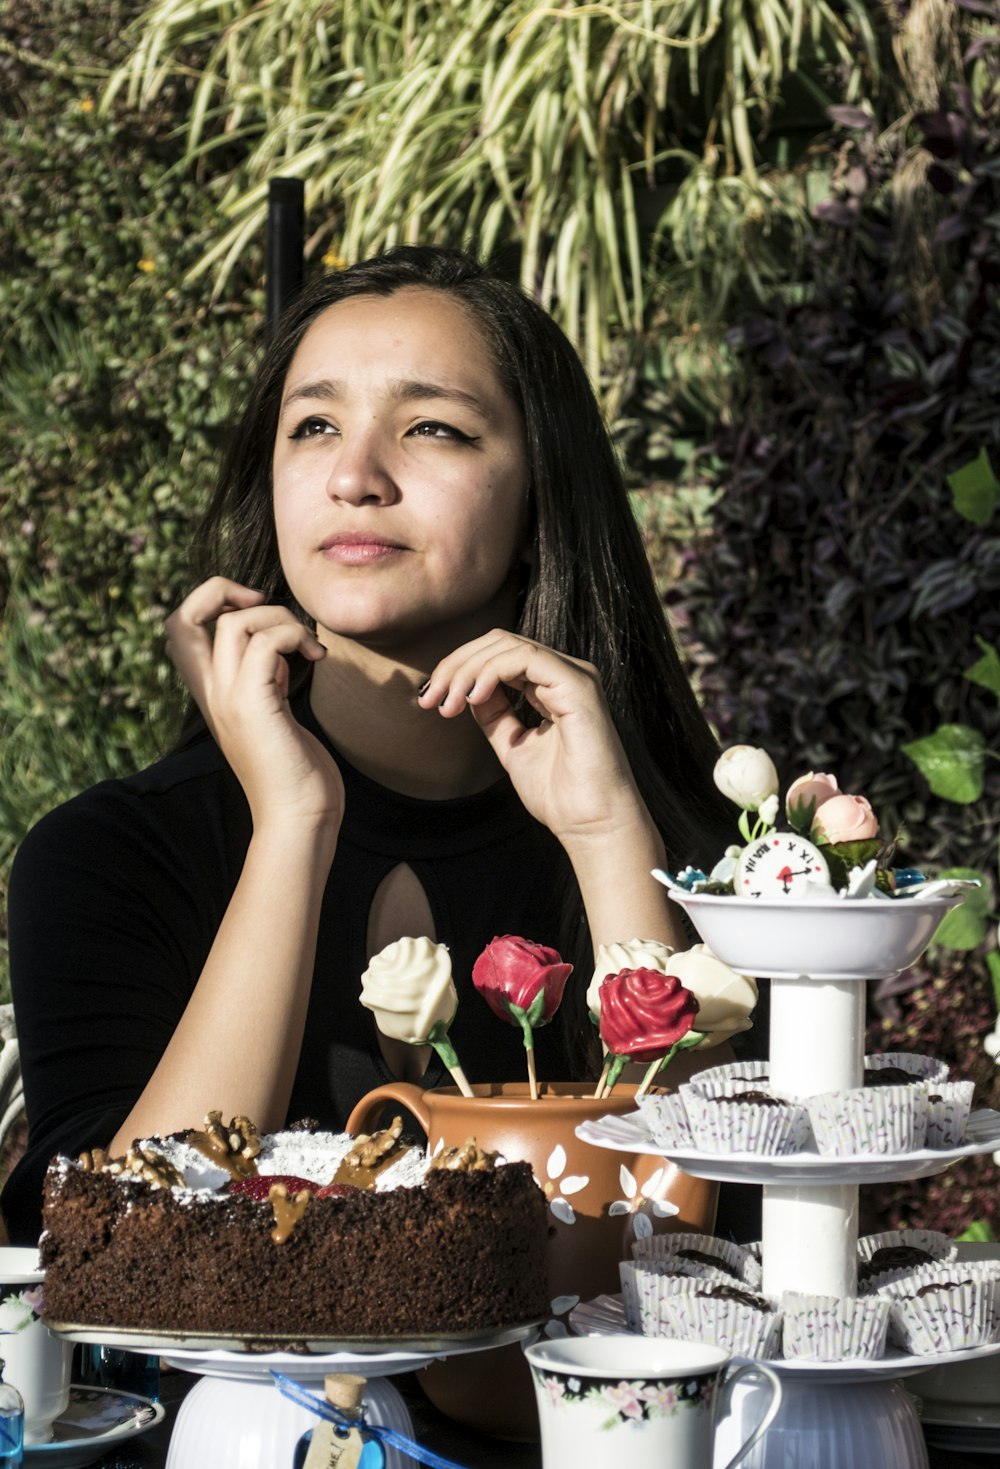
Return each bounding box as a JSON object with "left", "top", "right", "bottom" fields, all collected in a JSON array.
[
  {"left": 681, "top": 1061, "right": 770, "bottom": 1099},
  {"left": 864, "top": 1051, "right": 950, "bottom": 1085},
  {"left": 631, "top": 1230, "right": 763, "bottom": 1289},
  {"left": 638, "top": 1092, "right": 694, "bottom": 1150},
  {"left": 780, "top": 1291, "right": 891, "bottom": 1361},
  {"left": 857, "top": 1229, "right": 956, "bottom": 1291},
  {"left": 619, "top": 1258, "right": 738, "bottom": 1329},
  {"left": 636, "top": 1274, "right": 782, "bottom": 1357},
  {"left": 880, "top": 1271, "right": 1000, "bottom": 1354},
  {"left": 925, "top": 1080, "right": 975, "bottom": 1148},
  {"left": 807, "top": 1084, "right": 929, "bottom": 1155},
  {"left": 683, "top": 1091, "right": 812, "bottom": 1155}
]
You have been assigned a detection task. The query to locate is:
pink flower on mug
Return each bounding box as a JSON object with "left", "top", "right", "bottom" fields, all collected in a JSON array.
[
  {"left": 472, "top": 936, "right": 573, "bottom": 1099},
  {"left": 603, "top": 1381, "right": 645, "bottom": 1419},
  {"left": 640, "top": 1383, "right": 678, "bottom": 1412},
  {"left": 785, "top": 771, "right": 839, "bottom": 833},
  {"left": 811, "top": 793, "right": 879, "bottom": 844}
]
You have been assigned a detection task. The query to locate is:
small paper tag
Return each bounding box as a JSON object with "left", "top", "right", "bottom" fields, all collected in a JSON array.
[{"left": 302, "top": 1422, "right": 365, "bottom": 1469}]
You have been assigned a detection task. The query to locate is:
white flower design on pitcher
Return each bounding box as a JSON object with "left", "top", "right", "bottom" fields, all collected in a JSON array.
[
  {"left": 607, "top": 1164, "right": 679, "bottom": 1239},
  {"left": 540, "top": 1145, "right": 588, "bottom": 1225}
]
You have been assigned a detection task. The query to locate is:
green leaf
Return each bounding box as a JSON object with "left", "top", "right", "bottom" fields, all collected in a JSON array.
[
  {"left": 987, "top": 949, "right": 1000, "bottom": 1013},
  {"left": 902, "top": 725, "right": 986, "bottom": 804},
  {"left": 947, "top": 448, "right": 1000, "bottom": 525},
  {"left": 965, "top": 638, "right": 1000, "bottom": 702},
  {"left": 929, "top": 868, "right": 990, "bottom": 952},
  {"left": 956, "top": 1221, "right": 996, "bottom": 1243}
]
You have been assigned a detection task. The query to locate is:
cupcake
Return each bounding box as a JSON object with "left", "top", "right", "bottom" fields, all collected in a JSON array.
[
  {"left": 638, "top": 1092, "right": 694, "bottom": 1151},
  {"left": 781, "top": 1291, "right": 890, "bottom": 1361},
  {"left": 864, "top": 1052, "right": 950, "bottom": 1086},
  {"left": 682, "top": 1089, "right": 811, "bottom": 1155},
  {"left": 681, "top": 1061, "right": 770, "bottom": 1099},
  {"left": 879, "top": 1267, "right": 1000, "bottom": 1354},
  {"left": 631, "top": 1230, "right": 763, "bottom": 1289},
  {"left": 637, "top": 1275, "right": 782, "bottom": 1357},
  {"left": 857, "top": 1229, "right": 955, "bottom": 1290},
  {"left": 807, "top": 1083, "right": 929, "bottom": 1155},
  {"left": 924, "top": 1080, "right": 975, "bottom": 1148}
]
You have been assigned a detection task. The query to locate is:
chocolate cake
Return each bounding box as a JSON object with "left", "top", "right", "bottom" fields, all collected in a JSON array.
[{"left": 39, "top": 1114, "right": 549, "bottom": 1342}]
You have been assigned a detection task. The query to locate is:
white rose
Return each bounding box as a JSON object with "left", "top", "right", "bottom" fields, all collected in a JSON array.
[
  {"left": 587, "top": 938, "right": 674, "bottom": 1019},
  {"left": 360, "top": 937, "right": 457, "bottom": 1045},
  {"left": 713, "top": 746, "right": 779, "bottom": 811},
  {"left": 665, "top": 945, "right": 758, "bottom": 1051}
]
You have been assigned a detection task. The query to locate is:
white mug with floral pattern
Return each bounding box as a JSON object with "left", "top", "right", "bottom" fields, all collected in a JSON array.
[
  {"left": 524, "top": 1335, "right": 781, "bottom": 1469},
  {"left": 0, "top": 1247, "right": 72, "bottom": 1444}
]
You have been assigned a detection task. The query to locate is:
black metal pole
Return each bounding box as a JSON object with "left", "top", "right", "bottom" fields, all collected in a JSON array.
[{"left": 266, "top": 177, "right": 305, "bottom": 336}]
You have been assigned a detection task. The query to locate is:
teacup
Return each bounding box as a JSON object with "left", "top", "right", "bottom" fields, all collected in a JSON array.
[
  {"left": 524, "top": 1335, "right": 781, "bottom": 1469},
  {"left": 0, "top": 1247, "right": 72, "bottom": 1444}
]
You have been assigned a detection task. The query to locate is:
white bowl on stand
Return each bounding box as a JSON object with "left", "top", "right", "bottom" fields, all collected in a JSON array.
[{"left": 665, "top": 891, "right": 963, "bottom": 980}]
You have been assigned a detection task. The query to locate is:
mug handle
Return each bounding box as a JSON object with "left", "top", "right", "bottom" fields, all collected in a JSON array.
[
  {"left": 716, "top": 1358, "right": 782, "bottom": 1469},
  {"left": 345, "top": 1082, "right": 429, "bottom": 1138}
]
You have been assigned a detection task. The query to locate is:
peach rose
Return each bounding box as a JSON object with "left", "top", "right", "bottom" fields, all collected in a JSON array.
[{"left": 811, "top": 793, "right": 879, "bottom": 844}]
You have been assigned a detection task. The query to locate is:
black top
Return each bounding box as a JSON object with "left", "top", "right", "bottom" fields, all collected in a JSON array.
[{"left": 2, "top": 693, "right": 574, "bottom": 1243}]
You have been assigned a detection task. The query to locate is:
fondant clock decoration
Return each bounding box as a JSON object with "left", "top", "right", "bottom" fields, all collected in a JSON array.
[{"left": 735, "top": 833, "right": 832, "bottom": 900}]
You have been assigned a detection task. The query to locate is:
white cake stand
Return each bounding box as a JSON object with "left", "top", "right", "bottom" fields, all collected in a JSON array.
[
  {"left": 52, "top": 1323, "right": 539, "bottom": 1469},
  {"left": 578, "top": 891, "right": 979, "bottom": 1469}
]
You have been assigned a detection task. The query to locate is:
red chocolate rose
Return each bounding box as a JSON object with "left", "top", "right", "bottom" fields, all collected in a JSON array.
[
  {"left": 599, "top": 968, "right": 700, "bottom": 1062},
  {"left": 472, "top": 935, "right": 573, "bottom": 1028}
]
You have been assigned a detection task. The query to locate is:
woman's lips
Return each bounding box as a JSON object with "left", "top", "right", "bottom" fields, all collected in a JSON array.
[{"left": 321, "top": 535, "right": 404, "bottom": 565}]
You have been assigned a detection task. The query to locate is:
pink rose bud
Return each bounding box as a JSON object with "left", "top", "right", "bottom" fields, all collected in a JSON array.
[
  {"left": 811, "top": 793, "right": 880, "bottom": 844},
  {"left": 472, "top": 935, "right": 573, "bottom": 1028},
  {"left": 785, "top": 771, "right": 841, "bottom": 834}
]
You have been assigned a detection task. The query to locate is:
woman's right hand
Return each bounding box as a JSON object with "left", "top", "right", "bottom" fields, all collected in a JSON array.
[{"left": 165, "top": 577, "right": 344, "bottom": 832}]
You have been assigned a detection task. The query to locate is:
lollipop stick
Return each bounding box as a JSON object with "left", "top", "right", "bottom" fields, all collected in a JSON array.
[
  {"left": 446, "top": 1064, "right": 475, "bottom": 1099},
  {"left": 593, "top": 1058, "right": 611, "bottom": 1099},
  {"left": 525, "top": 1045, "right": 539, "bottom": 1101}
]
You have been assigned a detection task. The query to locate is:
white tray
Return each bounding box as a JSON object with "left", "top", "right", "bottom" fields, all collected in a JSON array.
[
  {"left": 575, "top": 1108, "right": 1000, "bottom": 1184},
  {"left": 569, "top": 1294, "right": 1000, "bottom": 1385},
  {"left": 47, "top": 1320, "right": 540, "bottom": 1378},
  {"left": 25, "top": 1385, "right": 163, "bottom": 1469}
]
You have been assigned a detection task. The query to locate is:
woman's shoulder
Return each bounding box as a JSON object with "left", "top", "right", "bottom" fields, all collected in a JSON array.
[{"left": 12, "top": 737, "right": 245, "bottom": 876}]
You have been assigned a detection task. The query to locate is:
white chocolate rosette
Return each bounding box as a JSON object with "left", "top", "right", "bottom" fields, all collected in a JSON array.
[
  {"left": 925, "top": 1080, "right": 975, "bottom": 1147},
  {"left": 659, "top": 946, "right": 758, "bottom": 1051},
  {"left": 360, "top": 937, "right": 473, "bottom": 1096},
  {"left": 682, "top": 1090, "right": 812, "bottom": 1155},
  {"left": 631, "top": 1231, "right": 763, "bottom": 1290},
  {"left": 807, "top": 1083, "right": 929, "bottom": 1155},
  {"left": 636, "top": 1273, "right": 782, "bottom": 1357},
  {"left": 780, "top": 1291, "right": 890, "bottom": 1361}
]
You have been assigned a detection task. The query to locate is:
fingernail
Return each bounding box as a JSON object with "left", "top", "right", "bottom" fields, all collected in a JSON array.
[{"left": 417, "top": 680, "right": 431, "bottom": 698}]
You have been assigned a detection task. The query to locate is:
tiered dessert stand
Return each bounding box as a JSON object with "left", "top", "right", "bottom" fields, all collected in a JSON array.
[
  {"left": 577, "top": 890, "right": 1000, "bottom": 1469},
  {"left": 54, "top": 1323, "right": 537, "bottom": 1469}
]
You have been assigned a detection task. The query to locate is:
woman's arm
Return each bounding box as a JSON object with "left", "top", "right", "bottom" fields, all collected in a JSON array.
[
  {"left": 106, "top": 578, "right": 343, "bottom": 1150},
  {"left": 419, "top": 628, "right": 688, "bottom": 954}
]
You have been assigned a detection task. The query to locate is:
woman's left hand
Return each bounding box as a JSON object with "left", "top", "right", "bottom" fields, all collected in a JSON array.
[{"left": 418, "top": 629, "right": 647, "bottom": 850}]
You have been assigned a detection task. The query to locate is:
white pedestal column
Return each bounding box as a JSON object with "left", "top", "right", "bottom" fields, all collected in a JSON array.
[{"left": 762, "top": 976, "right": 867, "bottom": 1299}]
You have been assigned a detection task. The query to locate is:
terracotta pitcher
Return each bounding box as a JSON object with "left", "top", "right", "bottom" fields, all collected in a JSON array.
[{"left": 345, "top": 1080, "right": 717, "bottom": 1440}]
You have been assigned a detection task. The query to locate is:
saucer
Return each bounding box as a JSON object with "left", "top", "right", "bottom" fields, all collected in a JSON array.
[{"left": 25, "top": 1384, "right": 164, "bottom": 1468}]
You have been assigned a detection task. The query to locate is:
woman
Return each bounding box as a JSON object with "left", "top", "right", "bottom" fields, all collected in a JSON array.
[{"left": 2, "top": 246, "right": 736, "bottom": 1244}]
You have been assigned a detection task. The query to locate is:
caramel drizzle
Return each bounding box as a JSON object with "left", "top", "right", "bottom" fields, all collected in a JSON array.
[
  {"left": 331, "top": 1142, "right": 414, "bottom": 1191},
  {"left": 269, "top": 1184, "right": 312, "bottom": 1243}
]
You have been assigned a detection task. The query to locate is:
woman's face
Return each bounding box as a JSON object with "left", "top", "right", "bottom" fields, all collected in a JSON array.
[{"left": 272, "top": 287, "right": 530, "bottom": 657}]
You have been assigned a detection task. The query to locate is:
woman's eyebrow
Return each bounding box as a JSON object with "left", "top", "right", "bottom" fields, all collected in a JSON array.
[{"left": 280, "top": 376, "right": 491, "bottom": 417}]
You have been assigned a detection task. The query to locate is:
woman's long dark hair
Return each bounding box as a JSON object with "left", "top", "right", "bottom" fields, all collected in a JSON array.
[{"left": 184, "top": 245, "right": 734, "bottom": 1072}]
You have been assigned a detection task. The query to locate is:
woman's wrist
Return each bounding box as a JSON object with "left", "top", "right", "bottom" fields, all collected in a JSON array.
[{"left": 560, "top": 809, "right": 684, "bottom": 952}]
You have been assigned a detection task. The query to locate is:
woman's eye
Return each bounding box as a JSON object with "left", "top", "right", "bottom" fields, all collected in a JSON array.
[
  {"left": 408, "top": 420, "right": 478, "bottom": 443},
  {"left": 288, "top": 416, "right": 336, "bottom": 440}
]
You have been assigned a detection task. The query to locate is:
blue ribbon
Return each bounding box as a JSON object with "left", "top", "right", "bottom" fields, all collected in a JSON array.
[{"left": 272, "top": 1371, "right": 472, "bottom": 1469}]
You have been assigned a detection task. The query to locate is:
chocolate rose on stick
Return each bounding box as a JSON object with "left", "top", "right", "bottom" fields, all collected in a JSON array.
[
  {"left": 472, "top": 936, "right": 573, "bottom": 1100},
  {"left": 360, "top": 937, "right": 473, "bottom": 1097},
  {"left": 597, "top": 968, "right": 702, "bottom": 1100},
  {"left": 587, "top": 939, "right": 676, "bottom": 1097}
]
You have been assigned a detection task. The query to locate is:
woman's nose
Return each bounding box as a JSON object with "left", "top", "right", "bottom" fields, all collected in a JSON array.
[{"left": 326, "top": 432, "right": 399, "bottom": 505}]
